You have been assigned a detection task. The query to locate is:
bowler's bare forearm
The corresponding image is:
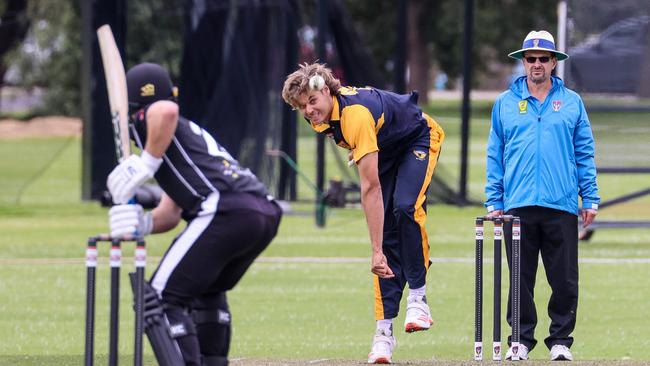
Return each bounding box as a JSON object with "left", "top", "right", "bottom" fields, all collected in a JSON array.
[{"left": 357, "top": 152, "right": 384, "bottom": 252}]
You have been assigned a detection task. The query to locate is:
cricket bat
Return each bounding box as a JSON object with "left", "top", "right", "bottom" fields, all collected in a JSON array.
[{"left": 96, "top": 24, "right": 130, "bottom": 162}]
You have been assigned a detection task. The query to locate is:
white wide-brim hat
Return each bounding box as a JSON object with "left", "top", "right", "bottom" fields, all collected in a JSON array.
[{"left": 508, "top": 30, "right": 569, "bottom": 61}]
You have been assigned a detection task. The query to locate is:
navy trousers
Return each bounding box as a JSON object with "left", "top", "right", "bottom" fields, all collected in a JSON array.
[{"left": 373, "top": 119, "right": 443, "bottom": 320}]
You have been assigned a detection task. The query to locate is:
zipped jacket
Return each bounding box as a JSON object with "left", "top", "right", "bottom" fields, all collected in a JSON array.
[{"left": 485, "top": 76, "right": 600, "bottom": 215}]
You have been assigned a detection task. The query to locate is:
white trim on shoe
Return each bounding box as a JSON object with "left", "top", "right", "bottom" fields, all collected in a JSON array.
[
  {"left": 505, "top": 344, "right": 529, "bottom": 360},
  {"left": 403, "top": 295, "right": 433, "bottom": 333},
  {"left": 550, "top": 344, "right": 573, "bottom": 361},
  {"left": 367, "top": 329, "right": 396, "bottom": 364}
]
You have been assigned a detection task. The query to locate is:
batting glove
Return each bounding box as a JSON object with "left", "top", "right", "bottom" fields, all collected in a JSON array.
[
  {"left": 109, "top": 204, "right": 153, "bottom": 238},
  {"left": 107, "top": 151, "right": 162, "bottom": 204}
]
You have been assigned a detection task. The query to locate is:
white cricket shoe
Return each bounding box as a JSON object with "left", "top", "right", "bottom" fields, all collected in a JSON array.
[
  {"left": 367, "top": 328, "right": 396, "bottom": 364},
  {"left": 506, "top": 343, "right": 528, "bottom": 361},
  {"left": 505, "top": 344, "right": 529, "bottom": 360},
  {"left": 550, "top": 345, "right": 573, "bottom": 361},
  {"left": 403, "top": 295, "right": 433, "bottom": 333}
]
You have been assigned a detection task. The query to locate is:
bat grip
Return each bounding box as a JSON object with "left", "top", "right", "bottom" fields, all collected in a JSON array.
[{"left": 127, "top": 197, "right": 141, "bottom": 237}]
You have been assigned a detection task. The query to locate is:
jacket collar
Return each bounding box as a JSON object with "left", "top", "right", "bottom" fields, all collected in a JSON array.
[{"left": 511, "top": 75, "right": 563, "bottom": 99}]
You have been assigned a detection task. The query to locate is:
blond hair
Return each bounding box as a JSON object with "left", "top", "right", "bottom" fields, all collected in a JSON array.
[{"left": 282, "top": 62, "right": 341, "bottom": 109}]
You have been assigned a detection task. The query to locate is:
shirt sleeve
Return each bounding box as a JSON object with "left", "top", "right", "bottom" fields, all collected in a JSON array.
[
  {"left": 485, "top": 98, "right": 505, "bottom": 212},
  {"left": 340, "top": 104, "right": 379, "bottom": 162},
  {"left": 574, "top": 98, "right": 600, "bottom": 209}
]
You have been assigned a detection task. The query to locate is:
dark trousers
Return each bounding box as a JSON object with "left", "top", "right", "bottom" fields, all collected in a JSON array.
[
  {"left": 151, "top": 193, "right": 282, "bottom": 365},
  {"left": 374, "top": 122, "right": 443, "bottom": 320},
  {"left": 504, "top": 206, "right": 578, "bottom": 351},
  {"left": 153, "top": 194, "right": 282, "bottom": 297}
]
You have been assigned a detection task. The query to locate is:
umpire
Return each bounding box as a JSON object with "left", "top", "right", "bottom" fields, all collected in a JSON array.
[
  {"left": 106, "top": 62, "right": 282, "bottom": 366},
  {"left": 485, "top": 31, "right": 599, "bottom": 361}
]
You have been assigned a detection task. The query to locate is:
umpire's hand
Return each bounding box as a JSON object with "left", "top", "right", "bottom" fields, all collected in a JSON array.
[
  {"left": 487, "top": 209, "right": 503, "bottom": 218},
  {"left": 581, "top": 208, "right": 597, "bottom": 228}
]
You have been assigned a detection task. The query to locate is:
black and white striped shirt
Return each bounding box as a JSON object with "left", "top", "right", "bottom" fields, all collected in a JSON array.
[{"left": 130, "top": 109, "right": 269, "bottom": 219}]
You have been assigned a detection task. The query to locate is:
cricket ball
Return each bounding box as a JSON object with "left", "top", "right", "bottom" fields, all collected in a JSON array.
[{"left": 309, "top": 74, "right": 325, "bottom": 91}]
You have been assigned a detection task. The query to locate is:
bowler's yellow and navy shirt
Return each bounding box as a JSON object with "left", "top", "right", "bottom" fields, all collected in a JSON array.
[{"left": 309, "top": 87, "right": 430, "bottom": 163}]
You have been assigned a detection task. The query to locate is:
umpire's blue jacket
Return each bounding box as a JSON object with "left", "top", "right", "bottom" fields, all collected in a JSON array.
[{"left": 485, "top": 76, "right": 600, "bottom": 215}]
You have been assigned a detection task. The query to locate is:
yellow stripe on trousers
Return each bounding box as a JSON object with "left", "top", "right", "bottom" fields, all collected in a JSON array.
[
  {"left": 373, "top": 274, "right": 384, "bottom": 320},
  {"left": 415, "top": 114, "right": 445, "bottom": 269}
]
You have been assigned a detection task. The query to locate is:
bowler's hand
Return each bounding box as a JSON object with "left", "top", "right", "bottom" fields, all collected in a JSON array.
[
  {"left": 487, "top": 209, "right": 504, "bottom": 218},
  {"left": 371, "top": 251, "right": 394, "bottom": 279},
  {"left": 581, "top": 208, "right": 597, "bottom": 228}
]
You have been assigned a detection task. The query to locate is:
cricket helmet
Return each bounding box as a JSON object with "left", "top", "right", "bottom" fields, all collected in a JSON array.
[{"left": 126, "top": 62, "right": 176, "bottom": 110}]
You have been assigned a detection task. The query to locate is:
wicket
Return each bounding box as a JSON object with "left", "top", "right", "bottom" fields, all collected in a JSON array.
[
  {"left": 84, "top": 235, "right": 146, "bottom": 366},
  {"left": 474, "top": 215, "right": 521, "bottom": 361}
]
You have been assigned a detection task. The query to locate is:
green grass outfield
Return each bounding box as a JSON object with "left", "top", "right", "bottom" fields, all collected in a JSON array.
[{"left": 1, "top": 110, "right": 649, "bottom": 365}]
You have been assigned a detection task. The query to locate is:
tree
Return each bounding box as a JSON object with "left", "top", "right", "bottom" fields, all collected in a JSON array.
[
  {"left": 125, "top": 0, "right": 184, "bottom": 79},
  {"left": 345, "top": 0, "right": 557, "bottom": 92},
  {"left": 0, "top": 0, "right": 29, "bottom": 112},
  {"left": 407, "top": 0, "right": 430, "bottom": 102},
  {"left": 344, "top": 0, "right": 397, "bottom": 83},
  {"left": 0, "top": 0, "right": 29, "bottom": 87},
  {"left": 8, "top": 0, "right": 82, "bottom": 116},
  {"left": 4, "top": 0, "right": 561, "bottom": 117},
  {"left": 6, "top": 0, "right": 183, "bottom": 117}
]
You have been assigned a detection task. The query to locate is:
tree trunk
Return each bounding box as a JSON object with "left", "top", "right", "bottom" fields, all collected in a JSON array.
[{"left": 407, "top": 0, "right": 430, "bottom": 103}]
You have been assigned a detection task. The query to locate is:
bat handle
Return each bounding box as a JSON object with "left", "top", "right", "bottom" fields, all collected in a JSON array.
[{"left": 127, "top": 197, "right": 141, "bottom": 237}]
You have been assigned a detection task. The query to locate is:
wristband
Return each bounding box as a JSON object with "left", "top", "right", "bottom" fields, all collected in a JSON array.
[
  {"left": 141, "top": 211, "right": 153, "bottom": 236},
  {"left": 141, "top": 150, "right": 163, "bottom": 175}
]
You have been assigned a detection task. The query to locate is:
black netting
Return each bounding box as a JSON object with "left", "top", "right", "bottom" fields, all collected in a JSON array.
[
  {"left": 178, "top": 0, "right": 466, "bottom": 204},
  {"left": 179, "top": 0, "right": 298, "bottom": 198}
]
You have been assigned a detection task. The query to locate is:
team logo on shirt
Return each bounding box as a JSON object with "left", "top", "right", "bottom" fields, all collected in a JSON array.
[
  {"left": 413, "top": 150, "right": 427, "bottom": 161},
  {"left": 518, "top": 100, "right": 527, "bottom": 114},
  {"left": 339, "top": 86, "right": 360, "bottom": 95},
  {"left": 552, "top": 100, "right": 562, "bottom": 112},
  {"left": 140, "top": 83, "right": 155, "bottom": 97}
]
